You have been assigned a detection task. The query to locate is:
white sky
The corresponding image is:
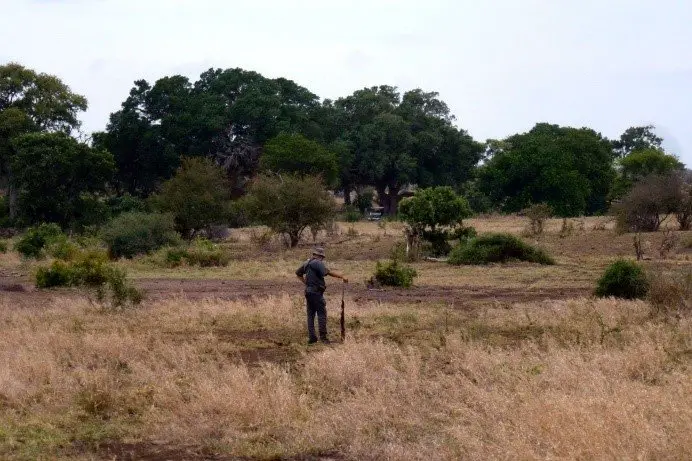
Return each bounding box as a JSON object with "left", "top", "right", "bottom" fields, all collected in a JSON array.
[{"left": 3, "top": 0, "right": 691, "bottom": 164}]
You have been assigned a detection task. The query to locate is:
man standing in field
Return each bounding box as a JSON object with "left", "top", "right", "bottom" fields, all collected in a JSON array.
[{"left": 296, "top": 247, "right": 348, "bottom": 344}]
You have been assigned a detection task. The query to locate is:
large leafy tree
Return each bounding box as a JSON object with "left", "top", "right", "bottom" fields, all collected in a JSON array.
[
  {"left": 478, "top": 123, "right": 615, "bottom": 216},
  {"left": 612, "top": 125, "right": 663, "bottom": 159},
  {"left": 333, "top": 86, "right": 482, "bottom": 214},
  {"left": 11, "top": 132, "right": 114, "bottom": 228},
  {"left": 0, "top": 62, "right": 88, "bottom": 219},
  {"left": 610, "top": 148, "right": 684, "bottom": 200},
  {"left": 97, "top": 68, "right": 320, "bottom": 197}
]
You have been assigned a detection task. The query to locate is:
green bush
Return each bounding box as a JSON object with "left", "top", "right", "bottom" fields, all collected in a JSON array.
[
  {"left": 14, "top": 223, "right": 65, "bottom": 258},
  {"left": 448, "top": 233, "right": 555, "bottom": 265},
  {"left": 373, "top": 259, "right": 418, "bottom": 288},
  {"left": 354, "top": 188, "right": 375, "bottom": 213},
  {"left": 0, "top": 240, "right": 7, "bottom": 253},
  {"left": 161, "top": 238, "right": 230, "bottom": 268},
  {"left": 102, "top": 212, "right": 180, "bottom": 259},
  {"left": 35, "top": 250, "right": 142, "bottom": 307},
  {"left": 342, "top": 205, "right": 362, "bottom": 223},
  {"left": 46, "top": 238, "right": 80, "bottom": 261},
  {"left": 595, "top": 259, "right": 649, "bottom": 300}
]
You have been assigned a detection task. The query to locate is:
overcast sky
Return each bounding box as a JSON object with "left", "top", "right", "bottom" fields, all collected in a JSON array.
[{"left": 3, "top": 0, "right": 691, "bottom": 164}]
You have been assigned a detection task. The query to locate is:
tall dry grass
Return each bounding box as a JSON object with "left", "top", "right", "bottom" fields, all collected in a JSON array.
[{"left": 1, "top": 295, "right": 690, "bottom": 460}]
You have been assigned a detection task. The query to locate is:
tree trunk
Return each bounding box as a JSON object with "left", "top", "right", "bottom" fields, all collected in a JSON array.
[
  {"left": 343, "top": 185, "right": 352, "bottom": 206},
  {"left": 377, "top": 184, "right": 400, "bottom": 216},
  {"left": 8, "top": 182, "right": 17, "bottom": 221}
]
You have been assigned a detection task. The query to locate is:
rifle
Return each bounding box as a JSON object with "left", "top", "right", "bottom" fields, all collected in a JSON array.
[{"left": 340, "top": 282, "right": 346, "bottom": 342}]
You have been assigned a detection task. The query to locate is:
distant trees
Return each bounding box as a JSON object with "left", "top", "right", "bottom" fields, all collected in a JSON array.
[
  {"left": 612, "top": 125, "right": 663, "bottom": 159},
  {"left": 0, "top": 62, "right": 88, "bottom": 220},
  {"left": 11, "top": 132, "right": 114, "bottom": 229},
  {"left": 478, "top": 123, "right": 615, "bottom": 216},
  {"left": 260, "top": 133, "right": 338, "bottom": 186}
]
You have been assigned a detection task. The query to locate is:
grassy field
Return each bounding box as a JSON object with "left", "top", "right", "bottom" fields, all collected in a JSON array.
[{"left": 1, "top": 215, "right": 691, "bottom": 460}]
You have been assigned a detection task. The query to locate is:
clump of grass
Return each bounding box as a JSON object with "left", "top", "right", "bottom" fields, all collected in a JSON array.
[
  {"left": 595, "top": 259, "right": 649, "bottom": 300},
  {"left": 647, "top": 269, "right": 692, "bottom": 316},
  {"left": 448, "top": 233, "right": 555, "bottom": 265},
  {"left": 35, "top": 250, "right": 142, "bottom": 307}
]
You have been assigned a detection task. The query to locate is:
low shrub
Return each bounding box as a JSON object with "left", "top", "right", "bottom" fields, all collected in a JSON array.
[
  {"left": 14, "top": 223, "right": 65, "bottom": 258},
  {"left": 523, "top": 203, "right": 553, "bottom": 235},
  {"left": 102, "top": 212, "right": 180, "bottom": 259},
  {"left": 647, "top": 269, "right": 692, "bottom": 316},
  {"left": 46, "top": 238, "right": 80, "bottom": 261},
  {"left": 448, "top": 233, "right": 555, "bottom": 265},
  {"left": 0, "top": 240, "right": 7, "bottom": 253},
  {"left": 160, "top": 239, "right": 230, "bottom": 268},
  {"left": 342, "top": 205, "right": 362, "bottom": 223},
  {"left": 373, "top": 259, "right": 418, "bottom": 288},
  {"left": 594, "top": 259, "right": 649, "bottom": 300},
  {"left": 35, "top": 250, "right": 142, "bottom": 307}
]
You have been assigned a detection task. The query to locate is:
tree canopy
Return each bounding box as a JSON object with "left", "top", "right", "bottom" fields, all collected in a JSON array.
[
  {"left": 260, "top": 133, "right": 338, "bottom": 186},
  {"left": 478, "top": 123, "right": 616, "bottom": 217}
]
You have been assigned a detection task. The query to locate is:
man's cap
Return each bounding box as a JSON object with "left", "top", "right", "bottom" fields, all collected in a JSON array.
[{"left": 312, "top": 247, "right": 326, "bottom": 257}]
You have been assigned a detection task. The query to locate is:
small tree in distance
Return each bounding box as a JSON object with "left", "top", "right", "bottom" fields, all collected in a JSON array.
[
  {"left": 399, "top": 186, "right": 472, "bottom": 257},
  {"left": 152, "top": 157, "right": 231, "bottom": 238},
  {"left": 241, "top": 174, "right": 336, "bottom": 247}
]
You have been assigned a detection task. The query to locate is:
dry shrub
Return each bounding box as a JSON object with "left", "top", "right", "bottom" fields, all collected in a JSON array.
[
  {"left": 648, "top": 269, "right": 692, "bottom": 317},
  {"left": 1, "top": 296, "right": 691, "bottom": 460},
  {"left": 522, "top": 203, "right": 552, "bottom": 236},
  {"left": 658, "top": 228, "right": 680, "bottom": 259}
]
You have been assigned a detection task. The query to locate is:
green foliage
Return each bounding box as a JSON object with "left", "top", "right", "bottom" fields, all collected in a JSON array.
[
  {"left": 46, "top": 238, "right": 80, "bottom": 261},
  {"left": 373, "top": 259, "right": 418, "bottom": 288},
  {"left": 478, "top": 123, "right": 615, "bottom": 216},
  {"left": 35, "top": 250, "right": 142, "bottom": 307},
  {"left": 612, "top": 125, "right": 663, "bottom": 158},
  {"left": 449, "top": 233, "right": 555, "bottom": 265},
  {"left": 0, "top": 240, "right": 7, "bottom": 253},
  {"left": 0, "top": 196, "right": 10, "bottom": 228},
  {"left": 611, "top": 148, "right": 684, "bottom": 199},
  {"left": 342, "top": 205, "right": 362, "bottom": 223},
  {"left": 354, "top": 188, "right": 375, "bottom": 213},
  {"left": 106, "top": 194, "right": 147, "bottom": 216},
  {"left": 261, "top": 133, "right": 339, "bottom": 186},
  {"left": 101, "top": 212, "right": 180, "bottom": 259},
  {"left": 241, "top": 174, "right": 336, "bottom": 247},
  {"left": 10, "top": 132, "right": 114, "bottom": 229},
  {"left": 161, "top": 239, "right": 230, "bottom": 268},
  {"left": 595, "top": 259, "right": 649, "bottom": 300},
  {"left": 14, "top": 223, "right": 65, "bottom": 258},
  {"left": 151, "top": 157, "right": 231, "bottom": 238},
  {"left": 399, "top": 186, "right": 472, "bottom": 256}
]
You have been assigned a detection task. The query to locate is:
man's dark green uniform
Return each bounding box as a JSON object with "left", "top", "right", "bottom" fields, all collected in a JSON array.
[{"left": 296, "top": 257, "right": 330, "bottom": 343}]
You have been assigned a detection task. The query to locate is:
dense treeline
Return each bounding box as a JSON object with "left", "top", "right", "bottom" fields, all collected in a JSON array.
[{"left": 0, "top": 62, "right": 687, "bottom": 233}]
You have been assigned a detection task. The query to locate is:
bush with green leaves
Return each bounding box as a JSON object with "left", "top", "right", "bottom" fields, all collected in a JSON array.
[
  {"left": 595, "top": 259, "right": 649, "bottom": 300},
  {"left": 35, "top": 250, "right": 143, "bottom": 307},
  {"left": 523, "top": 203, "right": 553, "bottom": 235},
  {"left": 101, "top": 212, "right": 180, "bottom": 259},
  {"left": 160, "top": 238, "right": 231, "bottom": 268},
  {"left": 354, "top": 188, "right": 375, "bottom": 214},
  {"left": 449, "top": 233, "right": 555, "bottom": 265},
  {"left": 14, "top": 223, "right": 65, "bottom": 258},
  {"left": 399, "top": 186, "right": 472, "bottom": 257},
  {"left": 373, "top": 259, "right": 418, "bottom": 288},
  {"left": 342, "top": 205, "right": 362, "bottom": 223},
  {"left": 0, "top": 240, "right": 7, "bottom": 253}
]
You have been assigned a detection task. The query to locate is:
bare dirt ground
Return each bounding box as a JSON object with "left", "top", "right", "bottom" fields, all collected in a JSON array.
[{"left": 1, "top": 276, "right": 589, "bottom": 308}]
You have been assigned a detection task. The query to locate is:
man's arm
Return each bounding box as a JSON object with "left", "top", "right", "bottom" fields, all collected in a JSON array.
[
  {"left": 296, "top": 264, "right": 307, "bottom": 285},
  {"left": 327, "top": 269, "right": 348, "bottom": 283}
]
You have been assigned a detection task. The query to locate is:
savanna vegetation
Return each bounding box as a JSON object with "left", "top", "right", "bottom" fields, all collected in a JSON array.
[{"left": 1, "top": 62, "right": 691, "bottom": 460}]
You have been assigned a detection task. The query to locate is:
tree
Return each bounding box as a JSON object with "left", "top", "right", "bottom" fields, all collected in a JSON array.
[
  {"left": 10, "top": 132, "right": 114, "bottom": 229},
  {"left": 333, "top": 86, "right": 482, "bottom": 214},
  {"left": 477, "top": 123, "right": 615, "bottom": 216},
  {"left": 611, "top": 148, "right": 684, "bottom": 199},
  {"left": 0, "top": 62, "right": 88, "bottom": 219},
  {"left": 98, "top": 68, "right": 320, "bottom": 197},
  {"left": 399, "top": 186, "right": 472, "bottom": 256},
  {"left": 241, "top": 174, "right": 335, "bottom": 247},
  {"left": 613, "top": 125, "right": 663, "bottom": 159},
  {"left": 152, "top": 157, "right": 231, "bottom": 238},
  {"left": 260, "top": 133, "right": 338, "bottom": 186},
  {"left": 613, "top": 173, "right": 680, "bottom": 233}
]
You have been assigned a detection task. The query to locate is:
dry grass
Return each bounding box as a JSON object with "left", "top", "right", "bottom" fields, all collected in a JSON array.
[{"left": 1, "top": 295, "right": 690, "bottom": 460}]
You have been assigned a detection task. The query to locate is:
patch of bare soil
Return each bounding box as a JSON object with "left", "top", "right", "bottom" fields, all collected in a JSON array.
[{"left": 137, "top": 278, "right": 589, "bottom": 306}]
